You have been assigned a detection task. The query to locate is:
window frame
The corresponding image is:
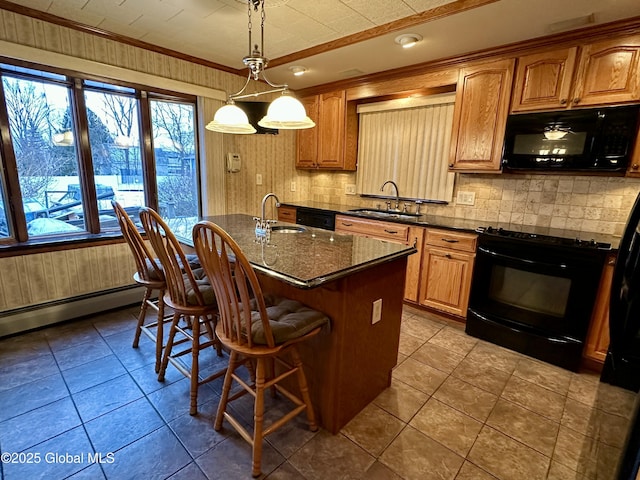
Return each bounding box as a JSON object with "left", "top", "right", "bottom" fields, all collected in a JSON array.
[{"left": 0, "top": 57, "right": 200, "bottom": 250}]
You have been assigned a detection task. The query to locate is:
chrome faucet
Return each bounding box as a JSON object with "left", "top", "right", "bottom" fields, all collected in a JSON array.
[
  {"left": 380, "top": 180, "right": 400, "bottom": 211},
  {"left": 254, "top": 193, "right": 280, "bottom": 237}
]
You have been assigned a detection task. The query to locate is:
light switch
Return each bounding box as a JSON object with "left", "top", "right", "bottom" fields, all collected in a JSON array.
[
  {"left": 290, "top": 181, "right": 296, "bottom": 192},
  {"left": 256, "top": 173, "right": 263, "bottom": 185}
]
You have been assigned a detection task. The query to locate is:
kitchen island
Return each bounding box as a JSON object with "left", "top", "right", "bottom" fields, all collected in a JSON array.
[{"left": 179, "top": 214, "right": 416, "bottom": 434}]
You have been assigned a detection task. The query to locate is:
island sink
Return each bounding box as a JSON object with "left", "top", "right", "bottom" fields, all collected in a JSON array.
[{"left": 271, "top": 225, "right": 306, "bottom": 233}]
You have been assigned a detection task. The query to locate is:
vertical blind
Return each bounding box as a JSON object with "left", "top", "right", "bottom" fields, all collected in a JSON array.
[{"left": 356, "top": 93, "right": 456, "bottom": 202}]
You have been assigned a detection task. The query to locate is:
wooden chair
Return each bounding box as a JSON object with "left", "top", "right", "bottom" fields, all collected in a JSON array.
[
  {"left": 112, "top": 200, "right": 167, "bottom": 373},
  {"left": 139, "top": 207, "right": 224, "bottom": 415},
  {"left": 192, "top": 220, "right": 329, "bottom": 477}
]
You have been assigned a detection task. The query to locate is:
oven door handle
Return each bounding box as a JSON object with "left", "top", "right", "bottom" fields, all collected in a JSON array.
[{"left": 477, "top": 246, "right": 569, "bottom": 270}]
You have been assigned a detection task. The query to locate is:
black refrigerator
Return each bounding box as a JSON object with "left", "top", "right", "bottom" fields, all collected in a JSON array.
[{"left": 599, "top": 191, "right": 640, "bottom": 479}]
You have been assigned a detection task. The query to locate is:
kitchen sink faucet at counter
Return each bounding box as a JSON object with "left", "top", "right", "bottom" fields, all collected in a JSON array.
[
  {"left": 380, "top": 180, "right": 401, "bottom": 212},
  {"left": 254, "top": 192, "right": 280, "bottom": 237}
]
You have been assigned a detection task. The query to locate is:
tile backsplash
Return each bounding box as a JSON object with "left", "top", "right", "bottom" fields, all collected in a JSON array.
[{"left": 305, "top": 172, "right": 640, "bottom": 237}]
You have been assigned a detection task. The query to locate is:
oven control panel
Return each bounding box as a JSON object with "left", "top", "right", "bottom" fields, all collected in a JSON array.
[{"left": 476, "top": 226, "right": 611, "bottom": 250}]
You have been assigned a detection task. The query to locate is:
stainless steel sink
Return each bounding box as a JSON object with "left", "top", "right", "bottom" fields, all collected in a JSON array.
[
  {"left": 348, "top": 208, "right": 421, "bottom": 221},
  {"left": 271, "top": 225, "right": 306, "bottom": 233}
]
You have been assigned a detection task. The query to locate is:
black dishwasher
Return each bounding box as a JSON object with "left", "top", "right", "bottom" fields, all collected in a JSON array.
[{"left": 296, "top": 207, "right": 336, "bottom": 231}]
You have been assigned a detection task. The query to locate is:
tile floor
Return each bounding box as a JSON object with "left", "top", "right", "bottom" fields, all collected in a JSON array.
[{"left": 0, "top": 304, "right": 635, "bottom": 480}]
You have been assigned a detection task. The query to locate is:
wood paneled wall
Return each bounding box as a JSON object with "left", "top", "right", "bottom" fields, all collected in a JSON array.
[{"left": 0, "top": 243, "right": 135, "bottom": 310}]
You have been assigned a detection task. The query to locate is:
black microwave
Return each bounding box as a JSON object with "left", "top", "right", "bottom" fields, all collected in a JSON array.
[{"left": 502, "top": 105, "right": 640, "bottom": 173}]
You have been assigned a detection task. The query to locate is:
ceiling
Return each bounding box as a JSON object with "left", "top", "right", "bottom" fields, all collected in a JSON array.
[{"left": 6, "top": 0, "right": 640, "bottom": 91}]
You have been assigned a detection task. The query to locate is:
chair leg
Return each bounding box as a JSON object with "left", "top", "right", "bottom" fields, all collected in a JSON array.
[
  {"left": 252, "top": 358, "right": 266, "bottom": 478},
  {"left": 189, "top": 315, "right": 201, "bottom": 416},
  {"left": 133, "top": 287, "right": 152, "bottom": 348},
  {"left": 215, "top": 351, "right": 239, "bottom": 431},
  {"left": 290, "top": 347, "right": 318, "bottom": 432},
  {"left": 154, "top": 292, "right": 165, "bottom": 374},
  {"left": 158, "top": 312, "right": 180, "bottom": 382}
]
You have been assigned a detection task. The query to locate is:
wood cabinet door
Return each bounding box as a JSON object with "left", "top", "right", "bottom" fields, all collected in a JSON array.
[
  {"left": 511, "top": 47, "right": 578, "bottom": 112},
  {"left": 584, "top": 254, "right": 615, "bottom": 363},
  {"left": 296, "top": 96, "right": 319, "bottom": 168},
  {"left": 404, "top": 227, "right": 425, "bottom": 303},
  {"left": 572, "top": 35, "right": 640, "bottom": 107},
  {"left": 627, "top": 126, "right": 640, "bottom": 177},
  {"left": 418, "top": 246, "right": 475, "bottom": 317},
  {"left": 317, "top": 91, "right": 346, "bottom": 168},
  {"left": 449, "top": 59, "right": 514, "bottom": 172}
]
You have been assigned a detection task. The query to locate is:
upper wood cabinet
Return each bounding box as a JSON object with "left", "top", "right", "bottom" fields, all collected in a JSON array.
[
  {"left": 511, "top": 47, "right": 578, "bottom": 112},
  {"left": 627, "top": 126, "right": 640, "bottom": 177},
  {"left": 574, "top": 35, "right": 640, "bottom": 107},
  {"left": 512, "top": 35, "right": 640, "bottom": 112},
  {"left": 296, "top": 91, "right": 357, "bottom": 171},
  {"left": 296, "top": 96, "right": 319, "bottom": 169},
  {"left": 448, "top": 59, "right": 515, "bottom": 172}
]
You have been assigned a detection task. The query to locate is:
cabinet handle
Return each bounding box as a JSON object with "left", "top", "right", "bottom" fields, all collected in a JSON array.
[
  {"left": 384, "top": 229, "right": 398, "bottom": 234},
  {"left": 445, "top": 253, "right": 452, "bottom": 259},
  {"left": 560, "top": 98, "right": 567, "bottom": 105},
  {"left": 632, "top": 164, "right": 639, "bottom": 170},
  {"left": 341, "top": 222, "right": 353, "bottom": 227},
  {"left": 608, "top": 258, "right": 616, "bottom": 265},
  {"left": 448, "top": 163, "right": 454, "bottom": 168},
  {"left": 572, "top": 98, "right": 580, "bottom": 104},
  {"left": 442, "top": 238, "right": 459, "bottom": 243}
]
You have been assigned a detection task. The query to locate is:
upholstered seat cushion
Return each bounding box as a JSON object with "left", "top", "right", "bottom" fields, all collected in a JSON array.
[
  {"left": 249, "top": 294, "right": 329, "bottom": 345},
  {"left": 186, "top": 267, "right": 216, "bottom": 306},
  {"left": 146, "top": 254, "right": 202, "bottom": 281}
]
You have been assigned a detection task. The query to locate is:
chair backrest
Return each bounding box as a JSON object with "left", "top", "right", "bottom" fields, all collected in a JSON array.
[
  {"left": 111, "top": 200, "right": 163, "bottom": 284},
  {"left": 139, "top": 207, "right": 207, "bottom": 307},
  {"left": 192, "top": 221, "right": 275, "bottom": 348}
]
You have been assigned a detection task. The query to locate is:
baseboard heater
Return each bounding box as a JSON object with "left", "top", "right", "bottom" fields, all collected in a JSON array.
[{"left": 0, "top": 285, "right": 145, "bottom": 339}]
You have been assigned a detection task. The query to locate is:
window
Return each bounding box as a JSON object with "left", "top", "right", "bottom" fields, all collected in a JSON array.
[
  {"left": 0, "top": 62, "right": 200, "bottom": 245},
  {"left": 150, "top": 99, "right": 198, "bottom": 235},
  {"left": 356, "top": 93, "right": 456, "bottom": 203},
  {"left": 84, "top": 86, "right": 144, "bottom": 231}
]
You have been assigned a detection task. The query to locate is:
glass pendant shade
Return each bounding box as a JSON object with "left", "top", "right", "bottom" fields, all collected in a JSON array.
[
  {"left": 258, "top": 94, "right": 315, "bottom": 130},
  {"left": 206, "top": 103, "right": 256, "bottom": 134}
]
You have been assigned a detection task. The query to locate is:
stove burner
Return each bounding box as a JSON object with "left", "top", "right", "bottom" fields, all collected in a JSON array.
[{"left": 478, "top": 226, "right": 611, "bottom": 250}]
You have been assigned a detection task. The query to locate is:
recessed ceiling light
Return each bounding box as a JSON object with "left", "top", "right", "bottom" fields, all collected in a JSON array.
[
  {"left": 289, "top": 66, "right": 307, "bottom": 76},
  {"left": 394, "top": 33, "right": 422, "bottom": 49}
]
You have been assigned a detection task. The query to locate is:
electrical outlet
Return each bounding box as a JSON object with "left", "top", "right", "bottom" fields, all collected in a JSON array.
[
  {"left": 372, "top": 299, "right": 382, "bottom": 324},
  {"left": 456, "top": 191, "right": 476, "bottom": 206},
  {"left": 290, "top": 181, "right": 296, "bottom": 192},
  {"left": 256, "top": 173, "right": 263, "bottom": 185},
  {"left": 345, "top": 184, "right": 356, "bottom": 195}
]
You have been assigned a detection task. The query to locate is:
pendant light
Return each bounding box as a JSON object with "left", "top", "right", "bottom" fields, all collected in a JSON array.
[{"left": 206, "top": 0, "right": 315, "bottom": 134}]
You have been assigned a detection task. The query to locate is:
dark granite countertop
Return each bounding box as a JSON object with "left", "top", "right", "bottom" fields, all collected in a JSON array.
[
  {"left": 279, "top": 201, "right": 620, "bottom": 250},
  {"left": 178, "top": 214, "right": 416, "bottom": 289}
]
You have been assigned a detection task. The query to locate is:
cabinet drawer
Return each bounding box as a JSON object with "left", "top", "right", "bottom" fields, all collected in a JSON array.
[
  {"left": 335, "top": 214, "right": 410, "bottom": 243},
  {"left": 425, "top": 229, "right": 477, "bottom": 252},
  {"left": 277, "top": 206, "right": 297, "bottom": 223}
]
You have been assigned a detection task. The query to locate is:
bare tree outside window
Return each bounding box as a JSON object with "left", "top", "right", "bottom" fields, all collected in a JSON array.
[
  {"left": 84, "top": 90, "right": 144, "bottom": 229},
  {"left": 3, "top": 76, "right": 87, "bottom": 236},
  {"left": 151, "top": 100, "right": 198, "bottom": 226}
]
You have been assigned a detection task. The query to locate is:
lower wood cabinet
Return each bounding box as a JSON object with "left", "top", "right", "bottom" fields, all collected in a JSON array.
[
  {"left": 334, "top": 215, "right": 477, "bottom": 314},
  {"left": 335, "top": 215, "right": 422, "bottom": 301},
  {"left": 418, "top": 229, "right": 477, "bottom": 317},
  {"left": 583, "top": 253, "right": 615, "bottom": 364},
  {"left": 277, "top": 205, "right": 297, "bottom": 223}
]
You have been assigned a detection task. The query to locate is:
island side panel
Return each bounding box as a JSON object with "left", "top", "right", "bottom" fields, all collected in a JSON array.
[{"left": 257, "top": 256, "right": 406, "bottom": 434}]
